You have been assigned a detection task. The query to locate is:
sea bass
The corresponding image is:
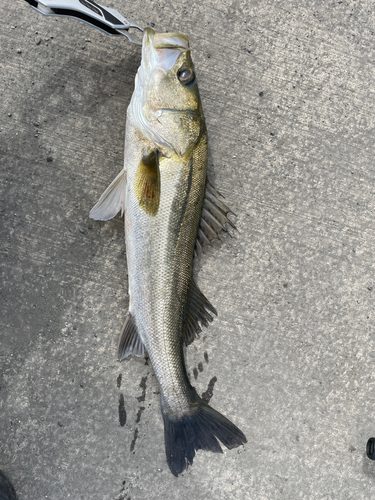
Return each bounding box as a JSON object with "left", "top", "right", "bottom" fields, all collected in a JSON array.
[{"left": 90, "top": 27, "right": 246, "bottom": 475}]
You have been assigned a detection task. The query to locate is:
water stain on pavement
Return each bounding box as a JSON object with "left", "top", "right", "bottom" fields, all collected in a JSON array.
[
  {"left": 201, "top": 376, "right": 217, "bottom": 403},
  {"left": 118, "top": 393, "right": 127, "bottom": 426},
  {"left": 130, "top": 428, "right": 138, "bottom": 453},
  {"left": 135, "top": 406, "right": 145, "bottom": 423},
  {"left": 136, "top": 376, "right": 147, "bottom": 402},
  {"left": 129, "top": 376, "right": 149, "bottom": 453},
  {"left": 116, "top": 480, "right": 131, "bottom": 500}
]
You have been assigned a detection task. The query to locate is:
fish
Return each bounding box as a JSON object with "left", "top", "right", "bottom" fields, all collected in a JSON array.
[{"left": 90, "top": 27, "right": 246, "bottom": 476}]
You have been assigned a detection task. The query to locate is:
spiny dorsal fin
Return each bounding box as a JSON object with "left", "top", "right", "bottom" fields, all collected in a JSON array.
[
  {"left": 182, "top": 279, "right": 217, "bottom": 346},
  {"left": 90, "top": 169, "right": 127, "bottom": 221},
  {"left": 195, "top": 181, "right": 236, "bottom": 256},
  {"left": 118, "top": 312, "right": 146, "bottom": 360},
  {"left": 134, "top": 150, "right": 160, "bottom": 217}
]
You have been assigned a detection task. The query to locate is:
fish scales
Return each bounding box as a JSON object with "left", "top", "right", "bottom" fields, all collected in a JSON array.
[
  {"left": 126, "top": 120, "right": 207, "bottom": 415},
  {"left": 90, "top": 28, "right": 246, "bottom": 476}
]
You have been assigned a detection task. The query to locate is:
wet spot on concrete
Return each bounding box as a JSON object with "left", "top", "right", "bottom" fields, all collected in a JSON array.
[
  {"left": 119, "top": 393, "right": 126, "bottom": 426},
  {"left": 136, "top": 406, "right": 145, "bottom": 423},
  {"left": 204, "top": 351, "right": 209, "bottom": 363},
  {"left": 117, "top": 373, "right": 122, "bottom": 389},
  {"left": 202, "top": 376, "right": 217, "bottom": 403},
  {"left": 117, "top": 481, "right": 131, "bottom": 500},
  {"left": 130, "top": 428, "right": 138, "bottom": 452},
  {"left": 137, "top": 376, "right": 147, "bottom": 402},
  {"left": 117, "top": 495, "right": 129, "bottom": 500},
  {"left": 198, "top": 362, "right": 203, "bottom": 372},
  {"left": 193, "top": 367, "right": 198, "bottom": 380}
]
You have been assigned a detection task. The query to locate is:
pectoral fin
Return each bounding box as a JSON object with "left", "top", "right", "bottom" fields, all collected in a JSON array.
[
  {"left": 134, "top": 150, "right": 160, "bottom": 217},
  {"left": 90, "top": 169, "right": 127, "bottom": 221}
]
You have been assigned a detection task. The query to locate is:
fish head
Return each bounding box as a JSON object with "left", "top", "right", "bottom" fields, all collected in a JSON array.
[{"left": 130, "top": 28, "right": 205, "bottom": 157}]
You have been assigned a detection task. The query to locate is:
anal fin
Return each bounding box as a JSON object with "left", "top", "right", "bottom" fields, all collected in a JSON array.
[
  {"left": 182, "top": 280, "right": 217, "bottom": 346},
  {"left": 118, "top": 312, "right": 146, "bottom": 360}
]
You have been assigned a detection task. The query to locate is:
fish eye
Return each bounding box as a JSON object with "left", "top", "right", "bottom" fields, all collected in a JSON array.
[{"left": 178, "top": 68, "right": 195, "bottom": 85}]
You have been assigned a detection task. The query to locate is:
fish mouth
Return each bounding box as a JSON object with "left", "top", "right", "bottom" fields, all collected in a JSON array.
[
  {"left": 143, "top": 28, "right": 189, "bottom": 73},
  {"left": 144, "top": 27, "right": 189, "bottom": 51}
]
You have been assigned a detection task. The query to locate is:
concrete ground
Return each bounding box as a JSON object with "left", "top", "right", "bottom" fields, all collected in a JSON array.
[{"left": 1, "top": 0, "right": 375, "bottom": 498}]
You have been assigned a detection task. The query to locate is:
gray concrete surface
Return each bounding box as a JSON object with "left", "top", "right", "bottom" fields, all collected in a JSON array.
[{"left": 1, "top": 0, "right": 375, "bottom": 498}]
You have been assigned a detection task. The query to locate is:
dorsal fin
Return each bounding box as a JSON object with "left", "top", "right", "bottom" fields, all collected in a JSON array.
[
  {"left": 118, "top": 312, "right": 146, "bottom": 360},
  {"left": 195, "top": 182, "right": 236, "bottom": 256},
  {"left": 182, "top": 279, "right": 217, "bottom": 346}
]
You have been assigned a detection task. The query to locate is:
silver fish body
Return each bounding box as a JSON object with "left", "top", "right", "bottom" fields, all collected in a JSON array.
[
  {"left": 91, "top": 28, "right": 246, "bottom": 475},
  {"left": 125, "top": 120, "right": 207, "bottom": 416}
]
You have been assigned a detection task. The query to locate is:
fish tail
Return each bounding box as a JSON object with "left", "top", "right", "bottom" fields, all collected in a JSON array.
[{"left": 162, "top": 392, "right": 246, "bottom": 476}]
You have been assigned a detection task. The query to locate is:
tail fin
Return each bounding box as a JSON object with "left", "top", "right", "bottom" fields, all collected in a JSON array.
[{"left": 162, "top": 393, "right": 246, "bottom": 476}]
